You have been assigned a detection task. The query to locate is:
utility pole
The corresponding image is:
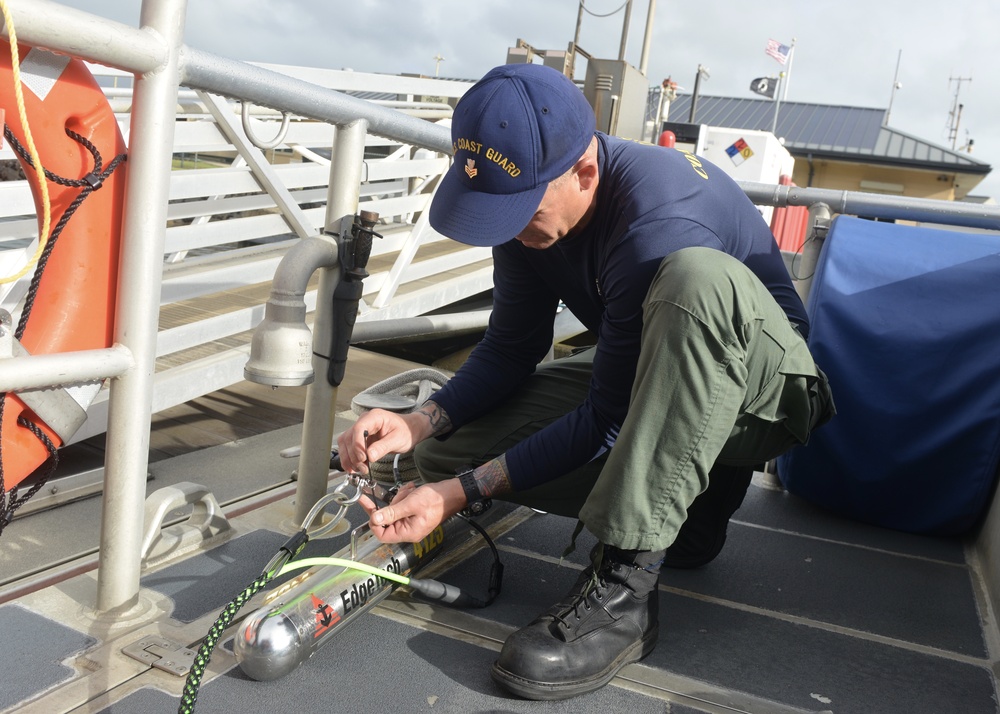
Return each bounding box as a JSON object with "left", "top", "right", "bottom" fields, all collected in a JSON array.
[{"left": 947, "top": 75, "right": 972, "bottom": 150}]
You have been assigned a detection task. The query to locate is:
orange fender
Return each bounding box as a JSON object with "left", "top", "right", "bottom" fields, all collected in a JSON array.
[{"left": 1, "top": 41, "right": 127, "bottom": 491}]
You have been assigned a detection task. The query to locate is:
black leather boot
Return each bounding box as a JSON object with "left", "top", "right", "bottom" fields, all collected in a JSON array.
[
  {"left": 491, "top": 545, "right": 663, "bottom": 700},
  {"left": 663, "top": 464, "right": 753, "bottom": 569}
]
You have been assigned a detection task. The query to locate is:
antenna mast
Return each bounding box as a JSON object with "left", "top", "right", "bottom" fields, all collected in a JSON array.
[
  {"left": 947, "top": 75, "right": 972, "bottom": 150},
  {"left": 885, "top": 49, "right": 902, "bottom": 125}
]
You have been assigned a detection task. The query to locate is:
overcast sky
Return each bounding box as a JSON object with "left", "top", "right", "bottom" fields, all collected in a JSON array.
[{"left": 59, "top": 0, "right": 1000, "bottom": 199}]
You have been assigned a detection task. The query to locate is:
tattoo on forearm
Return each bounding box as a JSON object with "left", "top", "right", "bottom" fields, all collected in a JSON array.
[
  {"left": 417, "top": 401, "right": 452, "bottom": 437},
  {"left": 473, "top": 455, "right": 512, "bottom": 498}
]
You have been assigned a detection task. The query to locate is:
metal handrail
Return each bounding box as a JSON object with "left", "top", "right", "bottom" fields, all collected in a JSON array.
[
  {"left": 741, "top": 181, "right": 1000, "bottom": 232},
  {"left": 181, "top": 48, "right": 452, "bottom": 154},
  {"left": 3, "top": 0, "right": 999, "bottom": 616},
  {"left": 0, "top": 0, "right": 461, "bottom": 613}
]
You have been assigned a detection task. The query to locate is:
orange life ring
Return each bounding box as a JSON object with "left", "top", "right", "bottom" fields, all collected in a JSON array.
[{"left": 1, "top": 40, "right": 127, "bottom": 493}]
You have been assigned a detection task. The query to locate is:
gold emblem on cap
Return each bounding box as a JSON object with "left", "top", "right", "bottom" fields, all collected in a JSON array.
[{"left": 464, "top": 159, "right": 478, "bottom": 179}]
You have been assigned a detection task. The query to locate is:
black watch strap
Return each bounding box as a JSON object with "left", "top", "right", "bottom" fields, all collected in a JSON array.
[
  {"left": 458, "top": 469, "right": 482, "bottom": 504},
  {"left": 458, "top": 469, "right": 491, "bottom": 517}
]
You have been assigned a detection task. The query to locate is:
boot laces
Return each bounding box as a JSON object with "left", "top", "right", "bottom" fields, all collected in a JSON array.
[{"left": 554, "top": 561, "right": 617, "bottom": 628}]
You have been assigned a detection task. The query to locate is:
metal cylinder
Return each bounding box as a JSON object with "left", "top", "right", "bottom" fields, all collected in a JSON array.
[{"left": 235, "top": 513, "right": 476, "bottom": 681}]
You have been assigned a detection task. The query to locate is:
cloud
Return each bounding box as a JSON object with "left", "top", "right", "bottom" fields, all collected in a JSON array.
[{"left": 51, "top": 0, "right": 1000, "bottom": 197}]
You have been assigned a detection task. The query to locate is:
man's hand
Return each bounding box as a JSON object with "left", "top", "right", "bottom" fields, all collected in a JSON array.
[
  {"left": 336, "top": 402, "right": 452, "bottom": 475},
  {"left": 359, "top": 479, "right": 465, "bottom": 544},
  {"left": 336, "top": 409, "right": 415, "bottom": 475},
  {"left": 359, "top": 456, "right": 514, "bottom": 545}
]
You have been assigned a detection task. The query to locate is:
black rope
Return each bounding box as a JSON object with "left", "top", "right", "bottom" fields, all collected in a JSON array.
[
  {"left": 0, "top": 415, "right": 59, "bottom": 532},
  {"left": 0, "top": 124, "right": 128, "bottom": 533},
  {"left": 2, "top": 126, "right": 117, "bottom": 190},
  {"left": 3, "top": 126, "right": 127, "bottom": 338}
]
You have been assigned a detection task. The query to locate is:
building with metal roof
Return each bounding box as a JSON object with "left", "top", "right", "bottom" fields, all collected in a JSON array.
[{"left": 660, "top": 94, "right": 991, "bottom": 201}]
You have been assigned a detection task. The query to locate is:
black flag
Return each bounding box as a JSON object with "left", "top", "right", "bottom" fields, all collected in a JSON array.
[{"left": 750, "top": 76, "right": 777, "bottom": 99}]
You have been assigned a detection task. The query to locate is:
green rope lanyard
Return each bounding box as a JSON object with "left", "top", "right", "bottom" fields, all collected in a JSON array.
[{"left": 177, "top": 570, "right": 278, "bottom": 713}]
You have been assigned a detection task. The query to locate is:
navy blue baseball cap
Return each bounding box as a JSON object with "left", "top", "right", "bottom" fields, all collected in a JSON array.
[{"left": 429, "top": 63, "right": 596, "bottom": 247}]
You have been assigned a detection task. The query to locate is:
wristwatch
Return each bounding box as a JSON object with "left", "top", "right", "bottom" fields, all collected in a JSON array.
[{"left": 458, "top": 469, "right": 491, "bottom": 517}]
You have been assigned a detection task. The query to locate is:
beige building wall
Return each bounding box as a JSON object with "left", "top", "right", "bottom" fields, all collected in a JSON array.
[{"left": 789, "top": 158, "right": 986, "bottom": 201}]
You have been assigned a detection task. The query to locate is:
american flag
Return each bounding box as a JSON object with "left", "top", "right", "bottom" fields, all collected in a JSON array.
[{"left": 765, "top": 39, "right": 790, "bottom": 65}]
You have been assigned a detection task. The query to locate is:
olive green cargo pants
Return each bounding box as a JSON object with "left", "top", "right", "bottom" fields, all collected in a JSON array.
[{"left": 414, "top": 247, "right": 833, "bottom": 552}]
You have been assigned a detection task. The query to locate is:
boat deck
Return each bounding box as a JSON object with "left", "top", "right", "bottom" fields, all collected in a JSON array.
[{"left": 2, "top": 349, "right": 999, "bottom": 713}]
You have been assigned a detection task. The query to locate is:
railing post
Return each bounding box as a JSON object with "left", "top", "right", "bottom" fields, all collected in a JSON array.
[
  {"left": 96, "top": 0, "right": 187, "bottom": 613},
  {"left": 795, "top": 202, "right": 832, "bottom": 307},
  {"left": 294, "top": 119, "right": 369, "bottom": 526}
]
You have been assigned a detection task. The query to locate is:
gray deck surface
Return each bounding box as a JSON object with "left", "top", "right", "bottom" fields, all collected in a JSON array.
[
  {"left": 3, "top": 350, "right": 999, "bottom": 713},
  {"left": 7, "top": 476, "right": 997, "bottom": 712}
]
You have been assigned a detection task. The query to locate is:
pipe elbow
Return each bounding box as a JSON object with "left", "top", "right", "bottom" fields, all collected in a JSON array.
[
  {"left": 245, "top": 235, "right": 339, "bottom": 387},
  {"left": 271, "top": 234, "right": 339, "bottom": 301}
]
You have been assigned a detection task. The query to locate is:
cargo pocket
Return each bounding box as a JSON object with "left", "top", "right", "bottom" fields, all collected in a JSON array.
[{"left": 722, "top": 325, "right": 820, "bottom": 464}]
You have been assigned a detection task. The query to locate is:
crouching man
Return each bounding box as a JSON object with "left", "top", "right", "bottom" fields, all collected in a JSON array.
[{"left": 337, "top": 63, "right": 834, "bottom": 700}]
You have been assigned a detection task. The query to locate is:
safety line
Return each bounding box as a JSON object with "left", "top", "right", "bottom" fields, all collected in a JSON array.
[{"left": 0, "top": 0, "right": 54, "bottom": 284}]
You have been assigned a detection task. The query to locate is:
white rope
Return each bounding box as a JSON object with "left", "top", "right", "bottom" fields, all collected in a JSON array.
[{"left": 351, "top": 367, "right": 451, "bottom": 416}]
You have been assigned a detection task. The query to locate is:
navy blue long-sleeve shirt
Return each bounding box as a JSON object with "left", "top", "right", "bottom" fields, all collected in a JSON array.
[{"left": 431, "top": 133, "right": 808, "bottom": 491}]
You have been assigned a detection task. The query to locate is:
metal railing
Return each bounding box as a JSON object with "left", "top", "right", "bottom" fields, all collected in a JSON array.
[
  {"left": 1, "top": 25, "right": 486, "bottom": 454},
  {"left": 0, "top": 0, "right": 472, "bottom": 612},
  {"left": 3, "top": 0, "right": 1000, "bottom": 616}
]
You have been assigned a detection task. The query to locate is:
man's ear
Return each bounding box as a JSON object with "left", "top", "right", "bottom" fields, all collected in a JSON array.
[{"left": 575, "top": 158, "right": 598, "bottom": 191}]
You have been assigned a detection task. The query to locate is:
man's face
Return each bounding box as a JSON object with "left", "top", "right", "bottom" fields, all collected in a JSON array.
[{"left": 514, "top": 173, "right": 590, "bottom": 250}]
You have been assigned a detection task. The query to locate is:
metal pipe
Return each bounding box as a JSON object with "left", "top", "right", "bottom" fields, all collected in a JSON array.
[
  {"left": 571, "top": 0, "right": 585, "bottom": 78},
  {"left": 638, "top": 0, "right": 657, "bottom": 76},
  {"left": 618, "top": 0, "right": 633, "bottom": 61},
  {"left": 294, "top": 119, "right": 368, "bottom": 527},
  {"left": 573, "top": 2, "right": 585, "bottom": 58},
  {"left": 2, "top": 0, "right": 165, "bottom": 75},
  {"left": 181, "top": 48, "right": 452, "bottom": 154},
  {"left": 351, "top": 311, "right": 491, "bottom": 345},
  {"left": 689, "top": 65, "right": 706, "bottom": 123},
  {"left": 738, "top": 181, "right": 1000, "bottom": 231},
  {"left": 0, "top": 346, "right": 133, "bottom": 391},
  {"left": 96, "top": 0, "right": 188, "bottom": 614}
]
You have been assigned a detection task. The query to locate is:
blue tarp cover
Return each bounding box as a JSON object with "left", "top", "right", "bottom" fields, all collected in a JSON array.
[{"left": 779, "top": 216, "right": 1000, "bottom": 535}]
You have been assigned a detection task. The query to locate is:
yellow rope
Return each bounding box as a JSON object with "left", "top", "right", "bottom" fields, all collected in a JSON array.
[{"left": 1, "top": 0, "right": 54, "bottom": 284}]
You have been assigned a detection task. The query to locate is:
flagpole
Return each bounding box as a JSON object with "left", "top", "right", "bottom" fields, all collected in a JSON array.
[
  {"left": 782, "top": 37, "right": 796, "bottom": 101},
  {"left": 771, "top": 72, "right": 783, "bottom": 134}
]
